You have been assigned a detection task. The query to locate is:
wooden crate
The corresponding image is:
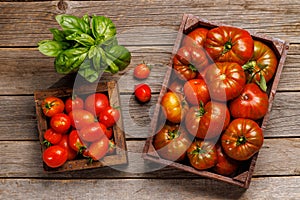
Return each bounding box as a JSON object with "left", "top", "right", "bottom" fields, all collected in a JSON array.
[
  {"left": 143, "top": 14, "right": 289, "bottom": 188},
  {"left": 34, "top": 81, "right": 128, "bottom": 172}
]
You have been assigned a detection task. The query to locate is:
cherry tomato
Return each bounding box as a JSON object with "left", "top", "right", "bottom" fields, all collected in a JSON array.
[
  {"left": 133, "top": 63, "right": 151, "bottom": 79},
  {"left": 79, "top": 122, "right": 107, "bottom": 142},
  {"left": 99, "top": 106, "right": 120, "bottom": 128},
  {"left": 85, "top": 93, "right": 110, "bottom": 116},
  {"left": 43, "top": 128, "right": 63, "bottom": 147},
  {"left": 58, "top": 135, "right": 77, "bottom": 160},
  {"left": 68, "top": 109, "right": 95, "bottom": 130},
  {"left": 64, "top": 95, "right": 84, "bottom": 113},
  {"left": 41, "top": 96, "right": 64, "bottom": 117},
  {"left": 183, "top": 79, "right": 210, "bottom": 106},
  {"left": 85, "top": 136, "right": 109, "bottom": 161},
  {"left": 43, "top": 145, "right": 68, "bottom": 168},
  {"left": 134, "top": 84, "right": 151, "bottom": 103},
  {"left": 68, "top": 130, "right": 86, "bottom": 154},
  {"left": 50, "top": 113, "right": 71, "bottom": 134}
]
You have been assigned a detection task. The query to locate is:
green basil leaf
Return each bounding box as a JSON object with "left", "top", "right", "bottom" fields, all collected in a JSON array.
[
  {"left": 38, "top": 40, "right": 69, "bottom": 57},
  {"left": 49, "top": 28, "right": 66, "bottom": 42},
  {"left": 56, "top": 14, "right": 91, "bottom": 35},
  {"left": 91, "top": 15, "right": 116, "bottom": 42},
  {"left": 78, "top": 60, "right": 100, "bottom": 83},
  {"left": 101, "top": 36, "right": 118, "bottom": 50},
  {"left": 82, "top": 14, "right": 90, "bottom": 25},
  {"left": 93, "top": 49, "right": 101, "bottom": 72},
  {"left": 66, "top": 32, "right": 95, "bottom": 47},
  {"left": 105, "top": 45, "right": 131, "bottom": 72},
  {"left": 88, "top": 46, "right": 97, "bottom": 59}
]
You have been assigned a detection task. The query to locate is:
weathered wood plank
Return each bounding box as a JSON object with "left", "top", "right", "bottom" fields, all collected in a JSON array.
[
  {"left": 0, "top": 177, "right": 299, "bottom": 199},
  {"left": 0, "top": 0, "right": 299, "bottom": 46},
  {"left": 0, "top": 138, "right": 299, "bottom": 178}
]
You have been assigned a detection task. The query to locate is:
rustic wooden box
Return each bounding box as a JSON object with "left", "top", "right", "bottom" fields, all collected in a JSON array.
[
  {"left": 143, "top": 14, "right": 289, "bottom": 188},
  {"left": 34, "top": 81, "right": 128, "bottom": 172}
]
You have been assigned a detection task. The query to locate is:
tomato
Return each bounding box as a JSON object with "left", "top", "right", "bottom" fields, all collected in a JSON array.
[
  {"left": 134, "top": 83, "right": 151, "bottom": 103},
  {"left": 43, "top": 145, "right": 68, "bottom": 168},
  {"left": 229, "top": 83, "right": 269, "bottom": 120},
  {"left": 85, "top": 136, "right": 109, "bottom": 161},
  {"left": 50, "top": 113, "right": 71, "bottom": 134},
  {"left": 64, "top": 96, "right": 84, "bottom": 114},
  {"left": 205, "top": 26, "right": 254, "bottom": 65},
  {"left": 181, "top": 28, "right": 208, "bottom": 48},
  {"left": 79, "top": 122, "right": 107, "bottom": 142},
  {"left": 153, "top": 124, "right": 192, "bottom": 161},
  {"left": 69, "top": 109, "right": 95, "bottom": 130},
  {"left": 43, "top": 128, "right": 63, "bottom": 147},
  {"left": 168, "top": 79, "right": 185, "bottom": 95},
  {"left": 221, "top": 118, "right": 264, "bottom": 161},
  {"left": 173, "top": 46, "right": 211, "bottom": 81},
  {"left": 98, "top": 106, "right": 120, "bottom": 128},
  {"left": 85, "top": 93, "right": 110, "bottom": 116},
  {"left": 185, "top": 101, "right": 230, "bottom": 139},
  {"left": 68, "top": 130, "right": 86, "bottom": 153},
  {"left": 205, "top": 62, "right": 246, "bottom": 101},
  {"left": 243, "top": 40, "right": 278, "bottom": 83},
  {"left": 187, "top": 140, "right": 217, "bottom": 170},
  {"left": 133, "top": 63, "right": 151, "bottom": 79},
  {"left": 41, "top": 96, "right": 64, "bottom": 117},
  {"left": 105, "top": 127, "right": 113, "bottom": 139},
  {"left": 106, "top": 139, "right": 116, "bottom": 155},
  {"left": 213, "top": 144, "right": 239, "bottom": 176},
  {"left": 161, "top": 92, "right": 189, "bottom": 123},
  {"left": 58, "top": 135, "right": 77, "bottom": 160},
  {"left": 183, "top": 79, "right": 210, "bottom": 106}
]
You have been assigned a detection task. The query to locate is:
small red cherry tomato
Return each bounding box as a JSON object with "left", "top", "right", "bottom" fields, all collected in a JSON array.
[
  {"left": 133, "top": 63, "right": 151, "bottom": 79},
  {"left": 85, "top": 93, "right": 110, "bottom": 116},
  {"left": 50, "top": 113, "right": 71, "bottom": 134},
  {"left": 79, "top": 122, "right": 107, "bottom": 142},
  {"left": 134, "top": 84, "right": 151, "bottom": 103},
  {"left": 43, "top": 128, "right": 63, "bottom": 147},
  {"left": 99, "top": 106, "right": 120, "bottom": 128},
  {"left": 65, "top": 96, "right": 84, "bottom": 114},
  {"left": 43, "top": 145, "right": 68, "bottom": 168}
]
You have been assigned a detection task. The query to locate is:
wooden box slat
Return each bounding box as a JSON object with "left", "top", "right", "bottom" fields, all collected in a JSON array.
[{"left": 143, "top": 14, "right": 289, "bottom": 188}]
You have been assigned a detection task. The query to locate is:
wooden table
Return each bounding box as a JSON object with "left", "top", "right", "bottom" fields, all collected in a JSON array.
[{"left": 0, "top": 0, "right": 299, "bottom": 199}]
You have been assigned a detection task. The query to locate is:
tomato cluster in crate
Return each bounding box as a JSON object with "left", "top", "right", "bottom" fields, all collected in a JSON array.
[
  {"left": 143, "top": 14, "right": 288, "bottom": 188},
  {"left": 35, "top": 81, "right": 127, "bottom": 172}
]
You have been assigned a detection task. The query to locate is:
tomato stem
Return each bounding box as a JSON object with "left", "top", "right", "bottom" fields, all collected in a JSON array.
[
  {"left": 168, "top": 130, "right": 180, "bottom": 140},
  {"left": 191, "top": 147, "right": 206, "bottom": 155},
  {"left": 188, "top": 64, "right": 197, "bottom": 72},
  {"left": 236, "top": 136, "right": 247, "bottom": 146}
]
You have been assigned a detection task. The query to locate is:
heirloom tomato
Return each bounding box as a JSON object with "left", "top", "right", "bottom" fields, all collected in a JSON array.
[
  {"left": 161, "top": 92, "right": 189, "bottom": 123},
  {"left": 43, "top": 145, "right": 68, "bottom": 168},
  {"left": 243, "top": 40, "right": 278, "bottom": 84},
  {"left": 58, "top": 135, "right": 77, "bottom": 160},
  {"left": 65, "top": 95, "right": 84, "bottom": 113},
  {"left": 181, "top": 28, "right": 209, "bottom": 48},
  {"left": 213, "top": 144, "right": 239, "bottom": 176},
  {"left": 99, "top": 106, "right": 120, "bottom": 128},
  {"left": 79, "top": 122, "right": 107, "bottom": 142},
  {"left": 221, "top": 118, "right": 264, "bottom": 161},
  {"left": 134, "top": 83, "right": 152, "bottom": 103},
  {"left": 187, "top": 140, "right": 217, "bottom": 170},
  {"left": 42, "top": 96, "right": 64, "bottom": 117},
  {"left": 85, "top": 93, "right": 109, "bottom": 116},
  {"left": 185, "top": 101, "right": 230, "bottom": 139},
  {"left": 50, "top": 113, "right": 71, "bottom": 134},
  {"left": 205, "top": 26, "right": 254, "bottom": 65},
  {"left": 153, "top": 124, "right": 192, "bottom": 161},
  {"left": 229, "top": 83, "right": 269, "bottom": 120},
  {"left": 168, "top": 79, "right": 184, "bottom": 95},
  {"left": 68, "top": 109, "right": 95, "bottom": 130},
  {"left": 205, "top": 62, "right": 246, "bottom": 101},
  {"left": 173, "top": 46, "right": 211, "bottom": 81},
  {"left": 43, "top": 128, "right": 63, "bottom": 147},
  {"left": 85, "top": 136, "right": 109, "bottom": 161},
  {"left": 183, "top": 79, "right": 210, "bottom": 106}
]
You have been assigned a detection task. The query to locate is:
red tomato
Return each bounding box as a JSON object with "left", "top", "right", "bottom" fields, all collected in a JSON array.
[
  {"left": 205, "top": 26, "right": 254, "bottom": 65},
  {"left": 43, "top": 145, "right": 68, "bottom": 168},
  {"left": 153, "top": 124, "right": 192, "bottom": 161},
  {"left": 133, "top": 63, "right": 151, "bottom": 79},
  {"left": 43, "top": 128, "right": 63, "bottom": 147},
  {"left": 85, "top": 136, "right": 109, "bottom": 161},
  {"left": 229, "top": 83, "right": 269, "bottom": 120},
  {"left": 205, "top": 62, "right": 246, "bottom": 101},
  {"left": 184, "top": 101, "right": 230, "bottom": 139},
  {"left": 168, "top": 79, "right": 185, "bottom": 95},
  {"left": 181, "top": 28, "right": 209, "bottom": 48},
  {"left": 79, "top": 122, "right": 107, "bottom": 142},
  {"left": 221, "top": 118, "right": 264, "bottom": 161},
  {"left": 68, "top": 130, "right": 86, "bottom": 153},
  {"left": 58, "top": 135, "right": 77, "bottom": 160},
  {"left": 98, "top": 106, "right": 120, "bottom": 128},
  {"left": 50, "top": 113, "right": 71, "bottom": 134},
  {"left": 105, "top": 127, "right": 113, "bottom": 139},
  {"left": 64, "top": 96, "right": 84, "bottom": 113},
  {"left": 85, "top": 93, "right": 110, "bottom": 116},
  {"left": 161, "top": 92, "right": 189, "bottom": 123},
  {"left": 183, "top": 79, "right": 210, "bottom": 106},
  {"left": 106, "top": 139, "right": 116, "bottom": 155},
  {"left": 41, "top": 96, "right": 64, "bottom": 117},
  {"left": 134, "top": 84, "right": 151, "bottom": 103},
  {"left": 213, "top": 144, "right": 239, "bottom": 176},
  {"left": 68, "top": 109, "right": 95, "bottom": 130},
  {"left": 187, "top": 140, "right": 217, "bottom": 170}
]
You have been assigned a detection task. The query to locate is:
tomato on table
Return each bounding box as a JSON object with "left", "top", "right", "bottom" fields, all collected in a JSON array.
[
  {"left": 68, "top": 109, "right": 95, "bottom": 130},
  {"left": 64, "top": 95, "right": 84, "bottom": 113},
  {"left": 43, "top": 128, "right": 63, "bottom": 147},
  {"left": 43, "top": 145, "right": 68, "bottom": 168},
  {"left": 133, "top": 63, "right": 151, "bottom": 79},
  {"left": 50, "top": 113, "right": 71, "bottom": 134},
  {"left": 181, "top": 28, "right": 209, "bottom": 48},
  {"left": 99, "top": 106, "right": 120, "bottom": 128},
  {"left": 85, "top": 136, "right": 110, "bottom": 161},
  {"left": 85, "top": 93, "right": 110, "bottom": 116},
  {"left": 221, "top": 118, "right": 264, "bottom": 161},
  {"left": 134, "top": 84, "right": 151, "bottom": 103},
  {"left": 183, "top": 78, "right": 210, "bottom": 106},
  {"left": 41, "top": 96, "right": 65, "bottom": 117}
]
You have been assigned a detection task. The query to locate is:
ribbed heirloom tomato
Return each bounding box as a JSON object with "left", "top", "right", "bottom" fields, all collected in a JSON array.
[
  {"left": 183, "top": 78, "right": 210, "bottom": 106},
  {"left": 181, "top": 28, "right": 209, "bottom": 48}
]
